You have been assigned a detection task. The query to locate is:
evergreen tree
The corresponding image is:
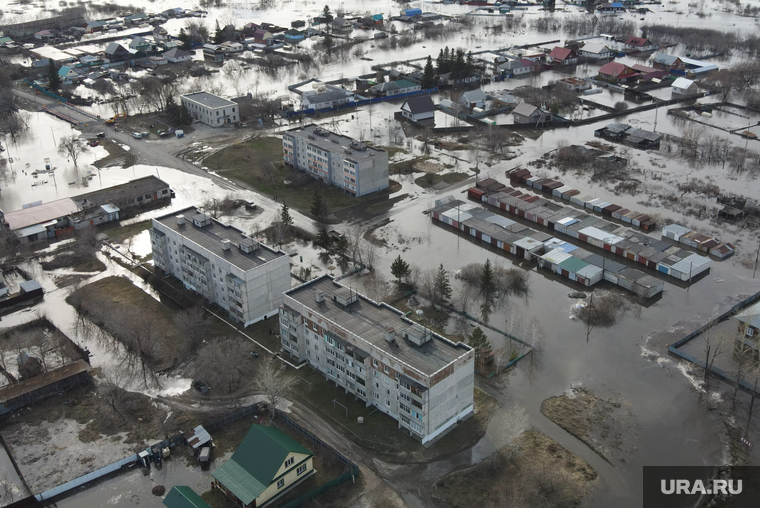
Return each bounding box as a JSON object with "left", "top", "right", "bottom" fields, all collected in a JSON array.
[
  {"left": 468, "top": 327, "right": 492, "bottom": 361},
  {"left": 433, "top": 264, "right": 452, "bottom": 304},
  {"left": 480, "top": 259, "right": 495, "bottom": 296},
  {"left": 441, "top": 47, "right": 451, "bottom": 73},
  {"left": 335, "top": 235, "right": 349, "bottom": 260},
  {"left": 178, "top": 28, "right": 191, "bottom": 50},
  {"left": 390, "top": 255, "right": 411, "bottom": 283},
  {"left": 466, "top": 51, "right": 474, "bottom": 74},
  {"left": 452, "top": 49, "right": 466, "bottom": 80},
  {"left": 311, "top": 189, "right": 326, "bottom": 220},
  {"left": 422, "top": 56, "right": 436, "bottom": 89},
  {"left": 213, "top": 21, "right": 223, "bottom": 44},
  {"left": 315, "top": 227, "right": 332, "bottom": 250},
  {"left": 280, "top": 203, "right": 293, "bottom": 228},
  {"left": 436, "top": 48, "right": 446, "bottom": 74},
  {"left": 324, "top": 33, "right": 333, "bottom": 51},
  {"left": 322, "top": 5, "right": 334, "bottom": 23},
  {"left": 47, "top": 59, "right": 60, "bottom": 90}
]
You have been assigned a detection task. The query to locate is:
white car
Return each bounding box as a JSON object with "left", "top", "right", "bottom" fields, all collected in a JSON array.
[{"left": 132, "top": 132, "right": 142, "bottom": 139}]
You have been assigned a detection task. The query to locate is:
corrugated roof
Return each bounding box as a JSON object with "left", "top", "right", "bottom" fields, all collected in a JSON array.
[
  {"left": 5, "top": 198, "right": 79, "bottom": 230},
  {"left": 559, "top": 256, "right": 588, "bottom": 273},
  {"left": 213, "top": 425, "right": 313, "bottom": 506},
  {"left": 163, "top": 486, "right": 211, "bottom": 508}
]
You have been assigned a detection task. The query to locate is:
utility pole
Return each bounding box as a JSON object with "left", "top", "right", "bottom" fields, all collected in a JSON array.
[{"left": 754, "top": 241, "right": 760, "bottom": 278}]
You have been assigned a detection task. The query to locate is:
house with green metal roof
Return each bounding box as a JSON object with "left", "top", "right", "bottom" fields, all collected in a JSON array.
[
  {"left": 212, "top": 424, "right": 315, "bottom": 508},
  {"left": 163, "top": 486, "right": 211, "bottom": 508}
]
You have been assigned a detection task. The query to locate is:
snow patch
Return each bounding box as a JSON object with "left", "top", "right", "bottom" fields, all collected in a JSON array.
[{"left": 677, "top": 362, "right": 706, "bottom": 393}]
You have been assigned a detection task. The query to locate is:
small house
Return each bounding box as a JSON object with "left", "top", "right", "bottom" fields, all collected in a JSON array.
[
  {"left": 624, "top": 36, "right": 658, "bottom": 53},
  {"left": 105, "top": 42, "right": 132, "bottom": 62},
  {"left": 400, "top": 95, "right": 436, "bottom": 122},
  {"left": 499, "top": 58, "right": 534, "bottom": 77},
  {"left": 597, "top": 62, "right": 638, "bottom": 83},
  {"left": 547, "top": 46, "right": 577, "bottom": 66},
  {"left": 163, "top": 48, "right": 193, "bottom": 63},
  {"left": 652, "top": 54, "right": 684, "bottom": 71},
  {"left": 253, "top": 29, "right": 273, "bottom": 45},
  {"left": 283, "top": 29, "right": 305, "bottom": 43},
  {"left": 129, "top": 36, "right": 152, "bottom": 53},
  {"left": 597, "top": 2, "right": 626, "bottom": 12},
  {"left": 671, "top": 77, "right": 698, "bottom": 96},
  {"left": 369, "top": 79, "right": 420, "bottom": 97},
  {"left": 735, "top": 301, "right": 760, "bottom": 340},
  {"left": 152, "top": 26, "right": 170, "bottom": 42},
  {"left": 34, "top": 30, "right": 55, "bottom": 41},
  {"left": 213, "top": 425, "right": 315, "bottom": 508},
  {"left": 578, "top": 42, "right": 613, "bottom": 61},
  {"left": 401, "top": 8, "right": 422, "bottom": 17},
  {"left": 331, "top": 17, "right": 353, "bottom": 33},
  {"left": 460, "top": 88, "right": 487, "bottom": 109},
  {"left": 513, "top": 102, "right": 552, "bottom": 125},
  {"left": 125, "top": 13, "right": 148, "bottom": 25},
  {"left": 163, "top": 486, "right": 211, "bottom": 508},
  {"left": 58, "top": 66, "right": 82, "bottom": 85}
]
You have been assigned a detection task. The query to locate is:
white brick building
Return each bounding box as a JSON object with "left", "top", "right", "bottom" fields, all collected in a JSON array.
[
  {"left": 180, "top": 91, "right": 239, "bottom": 127},
  {"left": 282, "top": 125, "right": 389, "bottom": 197},
  {"left": 150, "top": 207, "right": 291, "bottom": 326},
  {"left": 279, "top": 275, "right": 474, "bottom": 444}
]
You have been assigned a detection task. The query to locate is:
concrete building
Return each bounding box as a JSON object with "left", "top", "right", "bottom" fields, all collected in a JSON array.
[
  {"left": 282, "top": 125, "right": 389, "bottom": 197},
  {"left": 150, "top": 207, "right": 291, "bottom": 326},
  {"left": 279, "top": 276, "right": 475, "bottom": 444},
  {"left": 180, "top": 92, "right": 239, "bottom": 127}
]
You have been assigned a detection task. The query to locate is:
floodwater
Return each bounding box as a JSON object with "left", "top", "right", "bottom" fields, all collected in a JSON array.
[
  {"left": 0, "top": 444, "right": 29, "bottom": 508},
  {"left": 3, "top": 0, "right": 760, "bottom": 505}
]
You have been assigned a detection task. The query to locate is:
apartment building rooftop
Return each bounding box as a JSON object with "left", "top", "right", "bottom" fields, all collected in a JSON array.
[
  {"left": 285, "top": 124, "right": 385, "bottom": 162},
  {"left": 285, "top": 276, "right": 470, "bottom": 376},
  {"left": 154, "top": 207, "right": 285, "bottom": 271}
]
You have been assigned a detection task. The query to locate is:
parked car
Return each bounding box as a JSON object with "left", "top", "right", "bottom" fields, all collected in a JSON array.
[
  {"left": 96, "top": 132, "right": 106, "bottom": 138},
  {"left": 192, "top": 380, "right": 210, "bottom": 394},
  {"left": 132, "top": 132, "right": 142, "bottom": 139}
]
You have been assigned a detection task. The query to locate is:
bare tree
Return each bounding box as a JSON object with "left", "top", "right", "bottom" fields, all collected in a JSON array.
[
  {"left": 493, "top": 344, "right": 512, "bottom": 374},
  {"left": 362, "top": 240, "right": 377, "bottom": 270},
  {"left": 453, "top": 279, "right": 476, "bottom": 315},
  {"left": 255, "top": 358, "right": 296, "bottom": 420},
  {"left": 57, "top": 135, "right": 89, "bottom": 169},
  {"left": 494, "top": 404, "right": 529, "bottom": 462},
  {"left": 195, "top": 337, "right": 252, "bottom": 396},
  {"left": 733, "top": 335, "right": 758, "bottom": 409},
  {"left": 269, "top": 219, "right": 289, "bottom": 247},
  {"left": 701, "top": 323, "right": 726, "bottom": 380},
  {"left": 173, "top": 306, "right": 210, "bottom": 351},
  {"left": 527, "top": 317, "right": 544, "bottom": 351}
]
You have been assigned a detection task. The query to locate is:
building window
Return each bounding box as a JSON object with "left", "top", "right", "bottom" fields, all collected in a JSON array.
[
  {"left": 285, "top": 457, "right": 294, "bottom": 467},
  {"left": 372, "top": 359, "right": 378, "bottom": 368},
  {"left": 277, "top": 478, "right": 285, "bottom": 489},
  {"left": 384, "top": 366, "right": 389, "bottom": 374},
  {"left": 297, "top": 464, "right": 307, "bottom": 475},
  {"left": 386, "top": 399, "right": 390, "bottom": 406}
]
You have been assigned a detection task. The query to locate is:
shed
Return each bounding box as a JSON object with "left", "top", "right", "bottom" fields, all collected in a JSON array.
[{"left": 163, "top": 486, "right": 212, "bottom": 508}]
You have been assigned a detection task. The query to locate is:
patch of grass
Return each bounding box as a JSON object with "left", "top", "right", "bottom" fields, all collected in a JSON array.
[
  {"left": 435, "top": 429, "right": 597, "bottom": 507},
  {"left": 389, "top": 156, "right": 429, "bottom": 175},
  {"left": 67, "top": 276, "right": 186, "bottom": 370},
  {"left": 415, "top": 172, "right": 469, "bottom": 189},
  {"left": 94, "top": 139, "right": 136, "bottom": 169},
  {"left": 364, "top": 193, "right": 408, "bottom": 215},
  {"left": 384, "top": 146, "right": 409, "bottom": 159},
  {"left": 39, "top": 252, "right": 106, "bottom": 273}
]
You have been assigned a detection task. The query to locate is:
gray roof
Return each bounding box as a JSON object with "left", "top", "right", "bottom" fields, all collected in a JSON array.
[
  {"left": 513, "top": 102, "right": 539, "bottom": 116},
  {"left": 285, "top": 124, "right": 384, "bottom": 162},
  {"left": 164, "top": 48, "right": 191, "bottom": 58},
  {"left": 462, "top": 88, "right": 487, "bottom": 102},
  {"left": 285, "top": 276, "right": 470, "bottom": 376},
  {"left": 402, "top": 95, "right": 435, "bottom": 114},
  {"left": 736, "top": 301, "right": 760, "bottom": 329},
  {"left": 75, "top": 176, "right": 170, "bottom": 208},
  {"left": 154, "top": 207, "right": 285, "bottom": 272},
  {"left": 653, "top": 54, "right": 680, "bottom": 65},
  {"left": 181, "top": 91, "right": 236, "bottom": 109}
]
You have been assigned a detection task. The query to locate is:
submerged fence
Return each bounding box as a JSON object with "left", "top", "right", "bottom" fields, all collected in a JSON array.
[{"left": 668, "top": 290, "right": 760, "bottom": 396}]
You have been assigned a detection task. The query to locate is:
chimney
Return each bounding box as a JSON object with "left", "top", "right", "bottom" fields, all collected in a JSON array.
[
  {"left": 314, "top": 290, "right": 325, "bottom": 303},
  {"left": 221, "top": 239, "right": 231, "bottom": 251},
  {"left": 176, "top": 214, "right": 185, "bottom": 226},
  {"left": 385, "top": 327, "right": 396, "bottom": 344}
]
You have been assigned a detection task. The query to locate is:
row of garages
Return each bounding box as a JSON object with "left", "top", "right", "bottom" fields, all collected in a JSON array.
[
  {"left": 662, "top": 224, "right": 735, "bottom": 259},
  {"left": 507, "top": 169, "right": 655, "bottom": 231},
  {"left": 466, "top": 179, "right": 712, "bottom": 284},
  {"left": 431, "top": 197, "right": 663, "bottom": 298}
]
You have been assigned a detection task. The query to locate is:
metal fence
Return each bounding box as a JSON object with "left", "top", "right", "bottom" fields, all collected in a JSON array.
[
  {"left": 278, "top": 467, "right": 359, "bottom": 508},
  {"left": 668, "top": 290, "right": 760, "bottom": 396}
]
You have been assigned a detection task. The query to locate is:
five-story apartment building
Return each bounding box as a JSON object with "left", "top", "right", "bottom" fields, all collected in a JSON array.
[
  {"left": 282, "top": 125, "right": 389, "bottom": 197},
  {"left": 279, "top": 275, "right": 474, "bottom": 444},
  {"left": 150, "top": 207, "right": 291, "bottom": 326}
]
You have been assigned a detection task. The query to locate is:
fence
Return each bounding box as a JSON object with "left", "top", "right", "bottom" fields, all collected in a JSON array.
[
  {"left": 275, "top": 412, "right": 360, "bottom": 508},
  {"left": 23, "top": 79, "right": 67, "bottom": 103},
  {"left": 668, "top": 290, "right": 760, "bottom": 396}
]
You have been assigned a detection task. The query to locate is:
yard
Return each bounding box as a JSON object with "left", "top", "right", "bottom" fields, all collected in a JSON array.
[
  {"left": 93, "top": 138, "right": 137, "bottom": 169},
  {"left": 293, "top": 369, "right": 497, "bottom": 463},
  {"left": 199, "top": 411, "right": 359, "bottom": 508},
  {"left": 202, "top": 136, "right": 397, "bottom": 221}
]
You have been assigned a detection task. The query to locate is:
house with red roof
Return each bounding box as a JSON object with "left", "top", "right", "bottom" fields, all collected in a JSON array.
[
  {"left": 547, "top": 46, "right": 578, "bottom": 66},
  {"left": 597, "top": 62, "right": 639, "bottom": 84},
  {"left": 624, "top": 36, "right": 658, "bottom": 53}
]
